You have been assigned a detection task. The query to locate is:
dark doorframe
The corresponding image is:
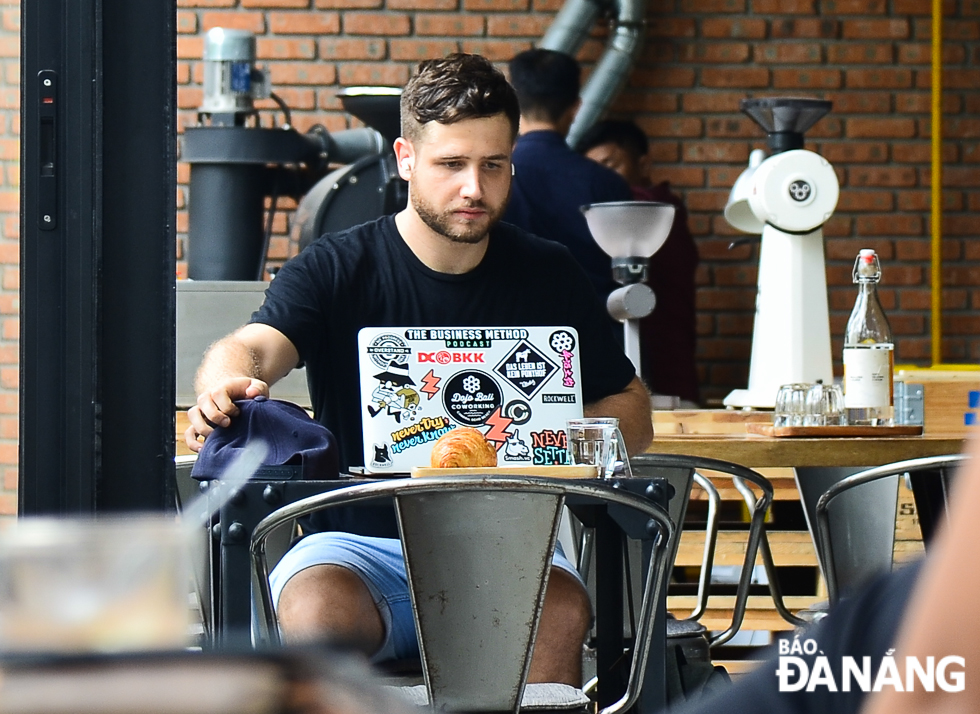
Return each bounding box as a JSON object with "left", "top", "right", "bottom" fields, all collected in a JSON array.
[{"left": 20, "top": 0, "right": 177, "bottom": 513}]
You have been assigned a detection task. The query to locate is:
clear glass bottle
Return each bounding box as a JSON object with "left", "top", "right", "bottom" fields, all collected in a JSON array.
[{"left": 843, "top": 249, "right": 894, "bottom": 426}]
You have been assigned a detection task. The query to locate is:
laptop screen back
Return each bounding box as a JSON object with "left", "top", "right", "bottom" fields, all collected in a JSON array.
[{"left": 357, "top": 326, "right": 584, "bottom": 473}]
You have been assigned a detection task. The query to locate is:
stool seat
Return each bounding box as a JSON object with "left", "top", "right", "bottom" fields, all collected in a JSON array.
[
  {"left": 394, "top": 682, "right": 591, "bottom": 712},
  {"left": 665, "top": 616, "right": 707, "bottom": 638}
]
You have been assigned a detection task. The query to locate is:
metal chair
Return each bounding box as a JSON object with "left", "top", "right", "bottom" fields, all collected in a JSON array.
[
  {"left": 632, "top": 454, "right": 791, "bottom": 645},
  {"left": 815, "top": 453, "right": 968, "bottom": 605},
  {"left": 173, "top": 453, "right": 299, "bottom": 645},
  {"left": 250, "top": 475, "right": 673, "bottom": 714},
  {"left": 729, "top": 476, "right": 808, "bottom": 628}
]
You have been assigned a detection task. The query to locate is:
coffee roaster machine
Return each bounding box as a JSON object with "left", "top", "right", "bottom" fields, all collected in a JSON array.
[
  {"left": 181, "top": 28, "right": 406, "bottom": 280},
  {"left": 178, "top": 28, "right": 407, "bottom": 405}
]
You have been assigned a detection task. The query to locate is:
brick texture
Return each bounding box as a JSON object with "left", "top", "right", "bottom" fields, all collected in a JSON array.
[{"left": 159, "top": 2, "right": 980, "bottom": 408}]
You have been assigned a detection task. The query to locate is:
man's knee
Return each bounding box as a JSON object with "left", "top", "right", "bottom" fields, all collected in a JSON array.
[
  {"left": 543, "top": 568, "right": 592, "bottom": 639},
  {"left": 277, "top": 564, "right": 385, "bottom": 653}
]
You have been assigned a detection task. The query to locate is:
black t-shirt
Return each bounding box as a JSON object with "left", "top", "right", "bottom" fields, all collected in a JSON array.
[{"left": 251, "top": 214, "right": 636, "bottom": 475}]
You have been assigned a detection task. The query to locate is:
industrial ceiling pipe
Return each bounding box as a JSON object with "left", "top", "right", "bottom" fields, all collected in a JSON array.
[{"left": 540, "top": 0, "right": 646, "bottom": 148}]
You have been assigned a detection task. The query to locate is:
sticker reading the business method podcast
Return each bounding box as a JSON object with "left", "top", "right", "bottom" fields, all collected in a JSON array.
[
  {"left": 443, "top": 370, "right": 503, "bottom": 427},
  {"left": 494, "top": 340, "right": 557, "bottom": 399}
]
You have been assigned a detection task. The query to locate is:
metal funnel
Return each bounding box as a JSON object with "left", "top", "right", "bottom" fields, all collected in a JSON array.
[
  {"left": 741, "top": 98, "right": 831, "bottom": 153},
  {"left": 580, "top": 201, "right": 676, "bottom": 260},
  {"left": 741, "top": 97, "right": 831, "bottom": 134},
  {"left": 338, "top": 87, "right": 402, "bottom": 147}
]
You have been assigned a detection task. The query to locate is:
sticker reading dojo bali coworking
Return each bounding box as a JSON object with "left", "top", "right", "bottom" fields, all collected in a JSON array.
[{"left": 443, "top": 371, "right": 503, "bottom": 426}]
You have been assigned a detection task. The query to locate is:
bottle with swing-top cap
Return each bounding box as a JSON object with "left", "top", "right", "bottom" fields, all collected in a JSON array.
[{"left": 843, "top": 249, "right": 894, "bottom": 426}]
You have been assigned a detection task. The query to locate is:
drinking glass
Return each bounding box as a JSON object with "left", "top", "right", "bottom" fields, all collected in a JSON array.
[
  {"left": 773, "top": 383, "right": 812, "bottom": 427},
  {"left": 565, "top": 417, "right": 632, "bottom": 478},
  {"left": 0, "top": 515, "right": 192, "bottom": 653},
  {"left": 805, "top": 382, "right": 846, "bottom": 426}
]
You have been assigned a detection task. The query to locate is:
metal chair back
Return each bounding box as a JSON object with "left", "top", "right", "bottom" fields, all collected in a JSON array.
[
  {"left": 815, "top": 454, "right": 968, "bottom": 605},
  {"left": 632, "top": 454, "right": 794, "bottom": 643},
  {"left": 250, "top": 475, "right": 673, "bottom": 714},
  {"left": 175, "top": 454, "right": 213, "bottom": 637}
]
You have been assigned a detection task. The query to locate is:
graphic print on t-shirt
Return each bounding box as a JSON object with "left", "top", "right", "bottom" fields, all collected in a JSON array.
[{"left": 358, "top": 327, "right": 584, "bottom": 473}]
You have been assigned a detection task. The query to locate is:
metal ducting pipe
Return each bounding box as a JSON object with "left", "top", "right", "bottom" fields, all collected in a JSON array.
[
  {"left": 323, "top": 127, "right": 388, "bottom": 165},
  {"left": 540, "top": 0, "right": 646, "bottom": 149},
  {"left": 540, "top": 0, "right": 606, "bottom": 56}
]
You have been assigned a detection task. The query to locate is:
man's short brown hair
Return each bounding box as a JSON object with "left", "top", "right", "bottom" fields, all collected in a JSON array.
[{"left": 400, "top": 53, "right": 520, "bottom": 144}]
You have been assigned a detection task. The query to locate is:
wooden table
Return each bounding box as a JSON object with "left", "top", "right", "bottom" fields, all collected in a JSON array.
[
  {"left": 648, "top": 410, "right": 967, "bottom": 599},
  {"left": 646, "top": 432, "right": 964, "bottom": 468}
]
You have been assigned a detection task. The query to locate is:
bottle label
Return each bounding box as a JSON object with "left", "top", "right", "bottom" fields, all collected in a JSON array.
[{"left": 843, "top": 345, "right": 894, "bottom": 408}]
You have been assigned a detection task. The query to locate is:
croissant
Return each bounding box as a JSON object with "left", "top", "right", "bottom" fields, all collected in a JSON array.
[{"left": 430, "top": 427, "right": 498, "bottom": 468}]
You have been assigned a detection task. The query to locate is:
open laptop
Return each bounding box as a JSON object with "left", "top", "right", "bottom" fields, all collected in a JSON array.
[{"left": 357, "top": 326, "right": 584, "bottom": 473}]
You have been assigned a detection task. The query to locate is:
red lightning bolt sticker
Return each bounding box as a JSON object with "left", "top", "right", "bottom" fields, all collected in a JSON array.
[
  {"left": 420, "top": 369, "right": 441, "bottom": 400},
  {"left": 483, "top": 407, "right": 514, "bottom": 447}
]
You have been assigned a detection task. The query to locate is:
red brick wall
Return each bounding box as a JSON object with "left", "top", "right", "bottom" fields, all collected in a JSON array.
[{"left": 175, "top": 0, "right": 980, "bottom": 404}]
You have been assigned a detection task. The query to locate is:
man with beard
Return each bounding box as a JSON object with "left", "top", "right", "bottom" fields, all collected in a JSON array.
[{"left": 185, "top": 53, "right": 651, "bottom": 683}]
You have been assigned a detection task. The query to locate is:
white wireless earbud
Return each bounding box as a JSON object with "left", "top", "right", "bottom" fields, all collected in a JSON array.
[{"left": 511, "top": 164, "right": 515, "bottom": 176}]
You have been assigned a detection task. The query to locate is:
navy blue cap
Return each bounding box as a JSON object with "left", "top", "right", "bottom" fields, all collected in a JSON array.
[{"left": 191, "top": 396, "right": 339, "bottom": 482}]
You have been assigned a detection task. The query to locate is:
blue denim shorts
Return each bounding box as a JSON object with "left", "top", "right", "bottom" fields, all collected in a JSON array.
[{"left": 269, "top": 533, "right": 584, "bottom": 662}]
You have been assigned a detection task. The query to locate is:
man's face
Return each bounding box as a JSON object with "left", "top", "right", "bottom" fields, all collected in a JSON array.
[
  {"left": 584, "top": 142, "right": 642, "bottom": 186},
  {"left": 400, "top": 114, "right": 513, "bottom": 244}
]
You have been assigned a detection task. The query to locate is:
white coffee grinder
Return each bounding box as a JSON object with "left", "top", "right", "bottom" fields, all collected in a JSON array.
[
  {"left": 722, "top": 98, "right": 840, "bottom": 409},
  {"left": 580, "top": 201, "right": 676, "bottom": 376}
]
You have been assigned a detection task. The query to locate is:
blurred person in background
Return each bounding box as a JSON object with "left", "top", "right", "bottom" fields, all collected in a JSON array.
[
  {"left": 503, "top": 48, "right": 633, "bottom": 328},
  {"left": 578, "top": 119, "right": 700, "bottom": 406}
]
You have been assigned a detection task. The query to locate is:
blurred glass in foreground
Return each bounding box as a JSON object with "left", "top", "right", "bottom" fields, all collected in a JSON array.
[{"left": 0, "top": 516, "right": 192, "bottom": 654}]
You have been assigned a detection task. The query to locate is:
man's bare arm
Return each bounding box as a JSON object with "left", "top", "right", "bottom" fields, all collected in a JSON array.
[
  {"left": 185, "top": 323, "right": 301, "bottom": 452},
  {"left": 583, "top": 375, "right": 653, "bottom": 456}
]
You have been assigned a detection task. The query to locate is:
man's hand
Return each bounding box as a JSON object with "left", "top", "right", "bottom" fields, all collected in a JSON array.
[
  {"left": 184, "top": 377, "right": 269, "bottom": 453},
  {"left": 186, "top": 324, "right": 300, "bottom": 453}
]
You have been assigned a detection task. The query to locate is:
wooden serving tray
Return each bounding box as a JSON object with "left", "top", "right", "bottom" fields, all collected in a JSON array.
[
  {"left": 746, "top": 423, "right": 924, "bottom": 438},
  {"left": 411, "top": 465, "right": 601, "bottom": 479}
]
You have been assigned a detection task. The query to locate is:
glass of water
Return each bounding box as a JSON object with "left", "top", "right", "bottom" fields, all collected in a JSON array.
[
  {"left": 774, "top": 383, "right": 812, "bottom": 427},
  {"left": 0, "top": 516, "right": 192, "bottom": 653},
  {"left": 805, "top": 381, "right": 847, "bottom": 426},
  {"left": 565, "top": 417, "right": 632, "bottom": 478}
]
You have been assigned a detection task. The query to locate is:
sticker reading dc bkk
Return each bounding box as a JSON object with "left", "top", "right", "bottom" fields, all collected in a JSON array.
[{"left": 443, "top": 370, "right": 503, "bottom": 426}]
